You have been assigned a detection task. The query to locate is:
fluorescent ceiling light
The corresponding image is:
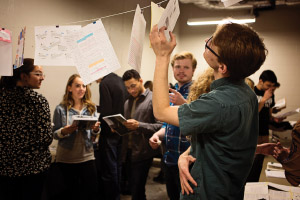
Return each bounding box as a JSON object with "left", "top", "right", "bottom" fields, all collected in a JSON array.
[{"left": 187, "top": 17, "right": 256, "bottom": 26}]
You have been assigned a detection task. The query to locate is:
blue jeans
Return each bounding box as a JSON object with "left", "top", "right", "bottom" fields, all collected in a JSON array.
[{"left": 130, "top": 158, "right": 153, "bottom": 200}]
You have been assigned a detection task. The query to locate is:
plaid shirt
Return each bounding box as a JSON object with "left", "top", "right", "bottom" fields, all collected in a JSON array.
[{"left": 163, "top": 81, "right": 192, "bottom": 166}]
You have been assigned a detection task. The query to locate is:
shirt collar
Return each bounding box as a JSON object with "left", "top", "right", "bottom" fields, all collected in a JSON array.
[
  {"left": 210, "top": 77, "right": 243, "bottom": 90},
  {"left": 175, "top": 81, "right": 193, "bottom": 91}
]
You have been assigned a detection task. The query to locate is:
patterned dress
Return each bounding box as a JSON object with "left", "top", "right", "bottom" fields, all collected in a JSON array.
[{"left": 0, "top": 86, "right": 53, "bottom": 177}]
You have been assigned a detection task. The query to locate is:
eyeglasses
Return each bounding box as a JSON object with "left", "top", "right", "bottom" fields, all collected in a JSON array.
[
  {"left": 205, "top": 36, "right": 220, "bottom": 58},
  {"left": 30, "top": 72, "right": 45, "bottom": 78}
]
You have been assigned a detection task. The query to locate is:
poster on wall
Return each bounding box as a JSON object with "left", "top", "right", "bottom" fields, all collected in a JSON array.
[
  {"left": 0, "top": 28, "right": 13, "bottom": 76},
  {"left": 127, "top": 4, "right": 146, "bottom": 73},
  {"left": 34, "top": 25, "right": 81, "bottom": 66},
  {"left": 66, "top": 19, "right": 121, "bottom": 85},
  {"left": 14, "top": 27, "right": 26, "bottom": 69}
]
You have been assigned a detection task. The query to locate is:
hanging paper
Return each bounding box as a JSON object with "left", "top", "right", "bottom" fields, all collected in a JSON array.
[
  {"left": 14, "top": 27, "right": 26, "bottom": 69},
  {"left": 150, "top": 2, "right": 165, "bottom": 47},
  {"left": 127, "top": 4, "right": 146, "bottom": 73},
  {"left": 67, "top": 20, "right": 121, "bottom": 85},
  {"left": 34, "top": 25, "right": 81, "bottom": 66},
  {"left": 0, "top": 29, "right": 13, "bottom": 76}
]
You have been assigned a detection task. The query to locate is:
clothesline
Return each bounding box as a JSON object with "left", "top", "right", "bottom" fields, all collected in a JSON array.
[{"left": 61, "top": 0, "right": 169, "bottom": 26}]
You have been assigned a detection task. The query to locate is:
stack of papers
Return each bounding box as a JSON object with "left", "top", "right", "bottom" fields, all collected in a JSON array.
[
  {"left": 244, "top": 182, "right": 300, "bottom": 200},
  {"left": 265, "top": 162, "right": 285, "bottom": 179},
  {"left": 274, "top": 98, "right": 286, "bottom": 110}
]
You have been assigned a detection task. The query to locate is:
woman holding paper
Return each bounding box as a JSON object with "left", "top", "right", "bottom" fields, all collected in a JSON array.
[
  {"left": 0, "top": 58, "right": 53, "bottom": 200},
  {"left": 52, "top": 74, "right": 100, "bottom": 200}
]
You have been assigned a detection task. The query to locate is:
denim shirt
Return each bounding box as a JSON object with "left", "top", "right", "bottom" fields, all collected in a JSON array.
[
  {"left": 164, "top": 81, "right": 192, "bottom": 166},
  {"left": 53, "top": 104, "right": 98, "bottom": 150}
]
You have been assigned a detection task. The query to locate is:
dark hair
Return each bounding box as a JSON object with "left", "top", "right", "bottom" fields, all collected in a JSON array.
[
  {"left": 213, "top": 23, "right": 268, "bottom": 82},
  {"left": 0, "top": 58, "right": 35, "bottom": 88},
  {"left": 259, "top": 70, "right": 277, "bottom": 84},
  {"left": 144, "top": 80, "right": 153, "bottom": 91},
  {"left": 122, "top": 69, "right": 141, "bottom": 82}
]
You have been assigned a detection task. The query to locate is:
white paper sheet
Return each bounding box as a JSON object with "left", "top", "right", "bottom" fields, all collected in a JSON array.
[
  {"left": 157, "top": 0, "right": 180, "bottom": 41},
  {"left": 150, "top": 2, "right": 165, "bottom": 47},
  {"left": 0, "top": 29, "right": 13, "bottom": 76},
  {"left": 67, "top": 20, "right": 121, "bottom": 85},
  {"left": 221, "top": 0, "right": 242, "bottom": 7},
  {"left": 127, "top": 4, "right": 146, "bottom": 73},
  {"left": 276, "top": 108, "right": 300, "bottom": 118},
  {"left": 265, "top": 169, "right": 286, "bottom": 178},
  {"left": 34, "top": 25, "right": 81, "bottom": 66}
]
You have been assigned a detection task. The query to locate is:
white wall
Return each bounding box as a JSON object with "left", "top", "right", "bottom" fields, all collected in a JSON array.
[{"left": 1, "top": 0, "right": 300, "bottom": 121}]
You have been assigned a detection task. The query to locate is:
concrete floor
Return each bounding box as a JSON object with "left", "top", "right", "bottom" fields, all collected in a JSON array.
[{"left": 121, "top": 164, "right": 169, "bottom": 200}]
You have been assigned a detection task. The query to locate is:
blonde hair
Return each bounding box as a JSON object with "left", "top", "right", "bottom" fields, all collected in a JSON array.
[
  {"left": 245, "top": 77, "right": 255, "bottom": 90},
  {"left": 171, "top": 51, "right": 197, "bottom": 70},
  {"left": 187, "top": 68, "right": 215, "bottom": 103},
  {"left": 61, "top": 74, "right": 96, "bottom": 114}
]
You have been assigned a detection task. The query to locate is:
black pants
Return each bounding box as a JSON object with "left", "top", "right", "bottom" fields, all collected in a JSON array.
[
  {"left": 130, "top": 158, "right": 153, "bottom": 200},
  {"left": 54, "top": 160, "right": 98, "bottom": 200},
  {"left": 0, "top": 171, "right": 47, "bottom": 200},
  {"left": 165, "top": 165, "right": 181, "bottom": 200},
  {"left": 246, "top": 154, "right": 265, "bottom": 182}
]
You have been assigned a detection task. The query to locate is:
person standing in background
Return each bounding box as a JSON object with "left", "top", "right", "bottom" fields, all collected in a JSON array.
[
  {"left": 0, "top": 58, "right": 53, "bottom": 200},
  {"left": 149, "top": 52, "right": 197, "bottom": 200},
  {"left": 96, "top": 73, "right": 128, "bottom": 200},
  {"left": 52, "top": 74, "right": 100, "bottom": 200}
]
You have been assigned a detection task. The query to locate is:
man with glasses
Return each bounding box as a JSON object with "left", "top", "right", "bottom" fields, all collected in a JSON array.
[{"left": 149, "top": 22, "right": 267, "bottom": 200}]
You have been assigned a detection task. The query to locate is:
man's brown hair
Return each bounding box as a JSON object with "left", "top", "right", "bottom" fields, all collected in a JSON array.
[{"left": 213, "top": 22, "right": 268, "bottom": 82}]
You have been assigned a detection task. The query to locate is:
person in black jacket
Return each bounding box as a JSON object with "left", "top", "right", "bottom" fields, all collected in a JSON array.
[{"left": 95, "top": 73, "right": 128, "bottom": 200}]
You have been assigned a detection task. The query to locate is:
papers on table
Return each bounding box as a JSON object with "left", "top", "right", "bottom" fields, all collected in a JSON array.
[
  {"left": 244, "top": 182, "right": 300, "bottom": 200},
  {"left": 276, "top": 108, "right": 300, "bottom": 118},
  {"left": 221, "top": 0, "right": 243, "bottom": 7},
  {"left": 265, "top": 162, "right": 285, "bottom": 179},
  {"left": 34, "top": 25, "right": 81, "bottom": 66},
  {"left": 157, "top": 0, "right": 180, "bottom": 41},
  {"left": 127, "top": 5, "right": 146, "bottom": 73},
  {"left": 0, "top": 29, "right": 13, "bottom": 76},
  {"left": 67, "top": 20, "right": 121, "bottom": 85},
  {"left": 14, "top": 27, "right": 26, "bottom": 69}
]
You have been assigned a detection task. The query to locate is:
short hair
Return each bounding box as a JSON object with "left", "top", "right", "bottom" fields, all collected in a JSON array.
[
  {"left": 213, "top": 22, "right": 268, "bottom": 82},
  {"left": 171, "top": 51, "right": 197, "bottom": 70},
  {"left": 144, "top": 80, "right": 153, "bottom": 91},
  {"left": 259, "top": 70, "right": 277, "bottom": 83},
  {"left": 122, "top": 69, "right": 141, "bottom": 81}
]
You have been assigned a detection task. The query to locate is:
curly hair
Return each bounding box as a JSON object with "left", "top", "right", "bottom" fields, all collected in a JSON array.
[
  {"left": 187, "top": 68, "right": 215, "bottom": 103},
  {"left": 61, "top": 74, "right": 96, "bottom": 114}
]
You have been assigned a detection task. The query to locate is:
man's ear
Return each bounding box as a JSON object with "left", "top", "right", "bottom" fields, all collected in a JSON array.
[
  {"left": 139, "top": 78, "right": 143, "bottom": 85},
  {"left": 218, "top": 63, "right": 228, "bottom": 75}
]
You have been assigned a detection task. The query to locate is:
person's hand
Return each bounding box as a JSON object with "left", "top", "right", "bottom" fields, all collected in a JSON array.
[
  {"left": 92, "top": 121, "right": 101, "bottom": 132},
  {"left": 149, "top": 25, "right": 176, "bottom": 58},
  {"left": 273, "top": 144, "right": 290, "bottom": 163},
  {"left": 61, "top": 124, "right": 77, "bottom": 136},
  {"left": 256, "top": 142, "right": 279, "bottom": 155},
  {"left": 262, "top": 88, "right": 273, "bottom": 102},
  {"left": 178, "top": 154, "right": 197, "bottom": 195},
  {"left": 123, "top": 119, "right": 139, "bottom": 131},
  {"left": 169, "top": 88, "right": 187, "bottom": 105},
  {"left": 149, "top": 134, "right": 161, "bottom": 149},
  {"left": 273, "top": 116, "right": 286, "bottom": 123}
]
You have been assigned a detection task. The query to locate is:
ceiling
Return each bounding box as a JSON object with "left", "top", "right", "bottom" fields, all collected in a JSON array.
[{"left": 179, "top": 0, "right": 300, "bottom": 11}]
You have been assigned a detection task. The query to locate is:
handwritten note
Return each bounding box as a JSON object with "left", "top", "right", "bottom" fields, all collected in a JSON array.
[
  {"left": 128, "top": 4, "right": 146, "bottom": 73},
  {"left": 34, "top": 25, "right": 81, "bottom": 66},
  {"left": 67, "top": 20, "right": 121, "bottom": 85}
]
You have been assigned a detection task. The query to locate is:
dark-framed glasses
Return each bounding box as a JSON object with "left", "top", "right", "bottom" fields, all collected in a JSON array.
[{"left": 205, "top": 36, "right": 220, "bottom": 58}]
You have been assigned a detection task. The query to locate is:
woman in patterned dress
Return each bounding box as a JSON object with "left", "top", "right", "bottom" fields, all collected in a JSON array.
[{"left": 0, "top": 58, "right": 53, "bottom": 200}]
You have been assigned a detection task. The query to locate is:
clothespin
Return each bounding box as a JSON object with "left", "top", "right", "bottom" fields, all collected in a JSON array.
[
  {"left": 93, "top": 21, "right": 96, "bottom": 24},
  {"left": 141, "top": 8, "right": 144, "bottom": 14},
  {"left": 56, "top": 25, "right": 59, "bottom": 28}
]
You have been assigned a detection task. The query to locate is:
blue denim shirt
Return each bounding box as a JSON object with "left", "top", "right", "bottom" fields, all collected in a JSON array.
[
  {"left": 163, "top": 81, "right": 192, "bottom": 166},
  {"left": 52, "top": 104, "right": 98, "bottom": 150}
]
